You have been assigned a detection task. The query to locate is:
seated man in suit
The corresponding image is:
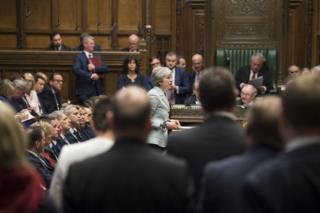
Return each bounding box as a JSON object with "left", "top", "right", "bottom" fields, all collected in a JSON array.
[
  {"left": 167, "top": 67, "right": 246, "bottom": 196},
  {"left": 235, "top": 52, "right": 273, "bottom": 94},
  {"left": 48, "top": 32, "right": 71, "bottom": 51},
  {"left": 73, "top": 35, "right": 108, "bottom": 103},
  {"left": 165, "top": 51, "right": 191, "bottom": 104},
  {"left": 38, "top": 72, "right": 63, "bottom": 114},
  {"left": 243, "top": 73, "right": 320, "bottom": 213},
  {"left": 49, "top": 96, "right": 114, "bottom": 211},
  {"left": 285, "top": 65, "right": 301, "bottom": 85},
  {"left": 9, "top": 79, "right": 29, "bottom": 112},
  {"left": 200, "top": 96, "right": 284, "bottom": 213},
  {"left": 63, "top": 105, "right": 87, "bottom": 142},
  {"left": 237, "top": 84, "right": 257, "bottom": 108},
  {"left": 63, "top": 86, "right": 195, "bottom": 213},
  {"left": 121, "top": 34, "right": 139, "bottom": 52},
  {"left": 26, "top": 126, "right": 54, "bottom": 188}
]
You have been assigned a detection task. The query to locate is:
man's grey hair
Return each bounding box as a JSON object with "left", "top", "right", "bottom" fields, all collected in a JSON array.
[
  {"left": 12, "top": 79, "right": 28, "bottom": 92},
  {"left": 250, "top": 52, "right": 266, "bottom": 63},
  {"left": 63, "top": 104, "right": 78, "bottom": 116},
  {"left": 311, "top": 65, "right": 320, "bottom": 74},
  {"left": 82, "top": 35, "right": 95, "bottom": 44},
  {"left": 152, "top": 66, "right": 172, "bottom": 86},
  {"left": 48, "top": 110, "right": 65, "bottom": 121}
]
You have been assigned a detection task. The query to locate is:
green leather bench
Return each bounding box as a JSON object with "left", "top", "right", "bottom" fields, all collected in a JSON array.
[{"left": 215, "top": 48, "right": 277, "bottom": 88}]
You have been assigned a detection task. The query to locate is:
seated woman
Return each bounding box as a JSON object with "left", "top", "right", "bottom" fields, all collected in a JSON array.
[
  {"left": 147, "top": 66, "right": 181, "bottom": 150},
  {"left": 0, "top": 102, "right": 47, "bottom": 212},
  {"left": 117, "top": 56, "right": 147, "bottom": 90},
  {"left": 0, "top": 79, "right": 14, "bottom": 103}
]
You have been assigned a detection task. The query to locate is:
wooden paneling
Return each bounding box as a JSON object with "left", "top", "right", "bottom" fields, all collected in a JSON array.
[
  {"left": 0, "top": 0, "right": 177, "bottom": 56},
  {"left": 205, "top": 0, "right": 285, "bottom": 82},
  {"left": 54, "top": 0, "right": 82, "bottom": 32},
  {"left": 0, "top": 50, "right": 148, "bottom": 101},
  {"left": 312, "top": 0, "right": 319, "bottom": 65},
  {"left": 0, "top": 0, "right": 17, "bottom": 31},
  {"left": 118, "top": 0, "right": 141, "bottom": 32},
  {"left": 176, "top": 0, "right": 205, "bottom": 71},
  {"left": 24, "top": 0, "right": 51, "bottom": 32},
  {"left": 86, "top": 0, "right": 112, "bottom": 32},
  {"left": 153, "top": 0, "right": 172, "bottom": 35},
  {"left": 26, "top": 35, "right": 50, "bottom": 49},
  {"left": 287, "top": 0, "right": 313, "bottom": 68},
  {"left": 0, "top": 35, "right": 17, "bottom": 49}
]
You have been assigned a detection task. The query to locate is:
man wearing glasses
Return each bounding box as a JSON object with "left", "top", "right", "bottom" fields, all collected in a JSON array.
[{"left": 39, "top": 72, "right": 64, "bottom": 114}]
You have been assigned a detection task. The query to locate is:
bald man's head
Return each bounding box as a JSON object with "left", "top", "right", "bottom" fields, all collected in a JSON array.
[
  {"left": 128, "top": 34, "right": 139, "bottom": 52},
  {"left": 113, "top": 86, "right": 150, "bottom": 132},
  {"left": 192, "top": 54, "right": 204, "bottom": 72}
]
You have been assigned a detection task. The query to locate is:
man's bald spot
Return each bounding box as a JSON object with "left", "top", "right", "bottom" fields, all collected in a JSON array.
[
  {"left": 192, "top": 54, "right": 203, "bottom": 62},
  {"left": 129, "top": 34, "right": 139, "bottom": 43},
  {"left": 115, "top": 86, "right": 149, "bottom": 115}
]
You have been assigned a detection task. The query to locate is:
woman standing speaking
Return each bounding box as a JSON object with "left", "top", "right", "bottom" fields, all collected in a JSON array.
[{"left": 147, "top": 66, "right": 180, "bottom": 150}]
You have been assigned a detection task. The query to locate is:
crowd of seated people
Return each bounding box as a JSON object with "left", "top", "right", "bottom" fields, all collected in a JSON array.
[
  {"left": 3, "top": 31, "right": 320, "bottom": 212},
  {"left": 1, "top": 63, "right": 320, "bottom": 212}
]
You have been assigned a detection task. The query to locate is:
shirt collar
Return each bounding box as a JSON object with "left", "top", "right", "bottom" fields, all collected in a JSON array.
[{"left": 84, "top": 51, "right": 93, "bottom": 58}]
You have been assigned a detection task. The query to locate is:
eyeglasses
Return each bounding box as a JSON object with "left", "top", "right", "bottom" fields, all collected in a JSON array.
[{"left": 54, "top": 79, "right": 64, "bottom": 83}]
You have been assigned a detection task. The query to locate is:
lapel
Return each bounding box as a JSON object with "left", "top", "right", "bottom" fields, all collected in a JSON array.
[
  {"left": 155, "top": 87, "right": 170, "bottom": 110},
  {"left": 245, "top": 66, "right": 251, "bottom": 82}
]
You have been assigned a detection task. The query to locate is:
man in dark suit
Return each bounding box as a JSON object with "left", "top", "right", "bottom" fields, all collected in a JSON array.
[
  {"left": 63, "top": 86, "right": 195, "bottom": 213},
  {"left": 48, "top": 32, "right": 71, "bottom": 51},
  {"left": 167, "top": 67, "right": 246, "bottom": 196},
  {"left": 26, "top": 126, "right": 54, "bottom": 188},
  {"left": 189, "top": 53, "right": 204, "bottom": 87},
  {"left": 235, "top": 52, "right": 273, "bottom": 94},
  {"left": 73, "top": 35, "right": 108, "bottom": 103},
  {"left": 38, "top": 72, "right": 63, "bottom": 114},
  {"left": 121, "top": 34, "right": 139, "bottom": 52},
  {"left": 243, "top": 73, "right": 320, "bottom": 213},
  {"left": 200, "top": 96, "right": 284, "bottom": 213},
  {"left": 165, "top": 51, "right": 191, "bottom": 104}
]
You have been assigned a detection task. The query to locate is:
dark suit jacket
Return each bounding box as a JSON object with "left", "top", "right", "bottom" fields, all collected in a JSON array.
[
  {"left": 63, "top": 139, "right": 195, "bottom": 213},
  {"left": 8, "top": 97, "right": 28, "bottom": 112},
  {"left": 235, "top": 65, "right": 273, "bottom": 93},
  {"left": 200, "top": 145, "right": 280, "bottom": 213},
  {"left": 117, "top": 73, "right": 147, "bottom": 90},
  {"left": 27, "top": 151, "right": 54, "bottom": 187},
  {"left": 48, "top": 44, "right": 72, "bottom": 51},
  {"left": 73, "top": 52, "right": 108, "bottom": 102},
  {"left": 243, "top": 143, "right": 320, "bottom": 213},
  {"left": 38, "top": 85, "right": 61, "bottom": 114},
  {"left": 167, "top": 115, "right": 246, "bottom": 195},
  {"left": 173, "top": 67, "right": 191, "bottom": 104}
]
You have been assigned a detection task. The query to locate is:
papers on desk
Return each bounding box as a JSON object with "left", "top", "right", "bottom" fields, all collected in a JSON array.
[
  {"left": 178, "top": 126, "right": 195, "bottom": 130},
  {"left": 248, "top": 76, "right": 263, "bottom": 88}
]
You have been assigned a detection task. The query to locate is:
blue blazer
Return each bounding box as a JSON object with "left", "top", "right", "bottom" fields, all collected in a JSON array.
[
  {"left": 73, "top": 52, "right": 108, "bottom": 102},
  {"left": 173, "top": 67, "right": 191, "bottom": 104}
]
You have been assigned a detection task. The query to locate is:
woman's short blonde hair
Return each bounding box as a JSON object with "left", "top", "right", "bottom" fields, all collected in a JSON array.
[
  {"left": 0, "top": 79, "right": 15, "bottom": 98},
  {"left": 152, "top": 66, "right": 171, "bottom": 86},
  {"left": 0, "top": 102, "right": 28, "bottom": 170}
]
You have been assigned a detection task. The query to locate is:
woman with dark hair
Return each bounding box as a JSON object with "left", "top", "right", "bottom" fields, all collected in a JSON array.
[{"left": 117, "top": 56, "right": 147, "bottom": 90}]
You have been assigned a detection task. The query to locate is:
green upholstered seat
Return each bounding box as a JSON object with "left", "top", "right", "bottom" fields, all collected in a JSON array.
[{"left": 216, "top": 48, "right": 277, "bottom": 88}]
